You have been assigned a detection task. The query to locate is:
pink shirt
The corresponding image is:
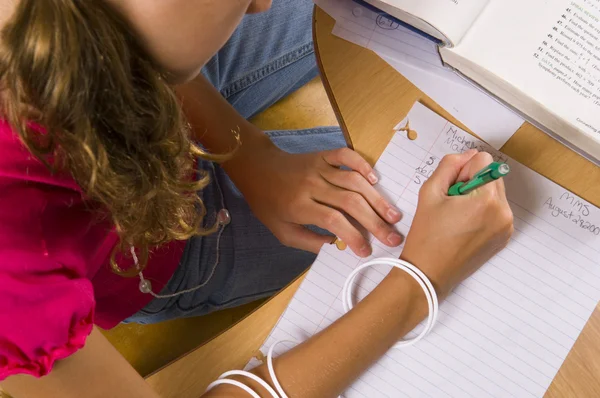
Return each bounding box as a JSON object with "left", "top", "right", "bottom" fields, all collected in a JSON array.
[{"left": 0, "top": 121, "right": 185, "bottom": 380}]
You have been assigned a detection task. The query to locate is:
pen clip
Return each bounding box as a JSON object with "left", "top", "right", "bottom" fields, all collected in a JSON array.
[{"left": 472, "top": 164, "right": 495, "bottom": 179}]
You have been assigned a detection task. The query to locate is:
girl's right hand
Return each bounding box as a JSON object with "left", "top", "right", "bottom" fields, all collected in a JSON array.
[{"left": 400, "top": 150, "right": 514, "bottom": 298}]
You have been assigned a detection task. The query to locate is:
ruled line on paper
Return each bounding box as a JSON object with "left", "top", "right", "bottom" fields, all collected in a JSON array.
[{"left": 250, "top": 103, "right": 600, "bottom": 398}]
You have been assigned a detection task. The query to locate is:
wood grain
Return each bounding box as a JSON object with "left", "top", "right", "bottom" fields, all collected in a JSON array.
[
  {"left": 146, "top": 278, "right": 303, "bottom": 398},
  {"left": 146, "top": 7, "right": 600, "bottom": 398}
]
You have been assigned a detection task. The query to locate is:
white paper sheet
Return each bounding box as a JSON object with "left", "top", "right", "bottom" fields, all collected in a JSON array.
[
  {"left": 249, "top": 102, "right": 600, "bottom": 398},
  {"left": 315, "top": 0, "right": 525, "bottom": 150}
]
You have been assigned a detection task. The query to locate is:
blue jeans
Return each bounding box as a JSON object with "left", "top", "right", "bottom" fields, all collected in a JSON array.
[{"left": 127, "top": 0, "right": 346, "bottom": 324}]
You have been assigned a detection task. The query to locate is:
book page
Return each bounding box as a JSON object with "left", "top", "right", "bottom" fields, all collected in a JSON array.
[
  {"left": 450, "top": 0, "right": 600, "bottom": 145},
  {"left": 363, "top": 0, "right": 489, "bottom": 45},
  {"left": 248, "top": 102, "right": 600, "bottom": 397}
]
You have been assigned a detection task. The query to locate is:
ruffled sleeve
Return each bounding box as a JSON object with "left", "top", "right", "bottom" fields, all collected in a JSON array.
[
  {"left": 0, "top": 178, "right": 95, "bottom": 380},
  {"left": 0, "top": 251, "right": 95, "bottom": 380},
  {"left": 0, "top": 122, "right": 98, "bottom": 380}
]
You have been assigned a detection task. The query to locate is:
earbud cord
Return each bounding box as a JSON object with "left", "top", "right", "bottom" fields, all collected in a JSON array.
[
  {"left": 133, "top": 223, "right": 226, "bottom": 299},
  {"left": 134, "top": 163, "right": 230, "bottom": 299}
]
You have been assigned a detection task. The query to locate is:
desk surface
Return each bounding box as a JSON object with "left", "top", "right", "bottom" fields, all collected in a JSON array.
[{"left": 146, "top": 7, "right": 600, "bottom": 398}]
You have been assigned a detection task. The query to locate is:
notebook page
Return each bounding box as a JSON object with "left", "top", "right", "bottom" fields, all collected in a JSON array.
[{"left": 249, "top": 102, "right": 600, "bottom": 398}]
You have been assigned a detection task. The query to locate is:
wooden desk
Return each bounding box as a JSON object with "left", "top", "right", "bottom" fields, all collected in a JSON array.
[{"left": 147, "top": 7, "right": 600, "bottom": 398}]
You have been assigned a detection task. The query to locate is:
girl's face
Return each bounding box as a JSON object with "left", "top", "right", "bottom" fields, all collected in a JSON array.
[
  {"left": 108, "top": 0, "right": 273, "bottom": 82},
  {"left": 0, "top": 0, "right": 273, "bottom": 83}
]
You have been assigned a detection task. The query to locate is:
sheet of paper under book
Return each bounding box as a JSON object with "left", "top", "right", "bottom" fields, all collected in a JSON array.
[
  {"left": 314, "top": 0, "right": 525, "bottom": 150},
  {"left": 345, "top": 0, "right": 600, "bottom": 162},
  {"left": 247, "top": 102, "right": 600, "bottom": 398}
]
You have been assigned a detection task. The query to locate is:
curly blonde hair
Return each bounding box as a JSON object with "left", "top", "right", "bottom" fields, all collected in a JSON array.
[{"left": 0, "top": 0, "right": 234, "bottom": 276}]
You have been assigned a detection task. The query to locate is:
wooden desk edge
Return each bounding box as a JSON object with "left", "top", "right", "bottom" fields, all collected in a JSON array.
[{"left": 313, "top": 5, "right": 355, "bottom": 149}]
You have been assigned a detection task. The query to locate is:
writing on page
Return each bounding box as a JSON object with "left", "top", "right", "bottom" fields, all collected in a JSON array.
[{"left": 543, "top": 192, "right": 600, "bottom": 236}]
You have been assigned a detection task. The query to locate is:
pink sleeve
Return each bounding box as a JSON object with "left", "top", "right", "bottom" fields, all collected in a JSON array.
[
  {"left": 0, "top": 176, "right": 95, "bottom": 380},
  {"left": 0, "top": 250, "right": 95, "bottom": 380},
  {"left": 0, "top": 125, "right": 95, "bottom": 380}
]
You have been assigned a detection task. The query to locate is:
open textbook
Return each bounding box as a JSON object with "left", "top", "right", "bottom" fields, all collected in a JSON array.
[
  {"left": 248, "top": 103, "right": 600, "bottom": 397},
  {"left": 357, "top": 0, "right": 600, "bottom": 163}
]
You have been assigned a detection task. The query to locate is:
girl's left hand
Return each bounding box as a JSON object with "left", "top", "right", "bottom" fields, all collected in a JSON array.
[{"left": 225, "top": 141, "right": 403, "bottom": 257}]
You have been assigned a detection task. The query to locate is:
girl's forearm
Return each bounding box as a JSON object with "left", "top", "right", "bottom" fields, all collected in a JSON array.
[{"left": 204, "top": 268, "right": 429, "bottom": 398}]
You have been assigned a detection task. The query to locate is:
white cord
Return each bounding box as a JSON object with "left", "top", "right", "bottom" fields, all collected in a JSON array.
[
  {"left": 205, "top": 378, "right": 262, "bottom": 397},
  {"left": 219, "top": 370, "right": 280, "bottom": 398},
  {"left": 342, "top": 257, "right": 438, "bottom": 348},
  {"left": 205, "top": 257, "right": 438, "bottom": 396},
  {"left": 134, "top": 223, "right": 227, "bottom": 299},
  {"left": 136, "top": 162, "right": 231, "bottom": 299},
  {"left": 267, "top": 340, "right": 297, "bottom": 398}
]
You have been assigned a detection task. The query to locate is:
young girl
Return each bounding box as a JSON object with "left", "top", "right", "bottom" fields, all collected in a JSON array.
[{"left": 0, "top": 1, "right": 513, "bottom": 397}]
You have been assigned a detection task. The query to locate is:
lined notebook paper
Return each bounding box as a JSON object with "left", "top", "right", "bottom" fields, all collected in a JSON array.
[{"left": 249, "top": 102, "right": 600, "bottom": 398}]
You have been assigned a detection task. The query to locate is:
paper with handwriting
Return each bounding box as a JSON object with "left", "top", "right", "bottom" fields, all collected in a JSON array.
[{"left": 248, "top": 102, "right": 600, "bottom": 397}]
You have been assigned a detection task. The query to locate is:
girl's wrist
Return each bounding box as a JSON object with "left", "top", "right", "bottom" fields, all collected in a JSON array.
[
  {"left": 380, "top": 267, "right": 431, "bottom": 338},
  {"left": 399, "top": 247, "right": 453, "bottom": 300},
  {"left": 385, "top": 266, "right": 428, "bottom": 304},
  {"left": 222, "top": 125, "right": 278, "bottom": 171}
]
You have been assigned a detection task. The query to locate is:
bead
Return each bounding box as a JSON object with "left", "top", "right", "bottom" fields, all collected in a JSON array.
[
  {"left": 139, "top": 279, "right": 153, "bottom": 294},
  {"left": 217, "top": 208, "right": 231, "bottom": 226}
]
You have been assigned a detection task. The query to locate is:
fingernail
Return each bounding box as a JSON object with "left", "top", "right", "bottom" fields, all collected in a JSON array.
[
  {"left": 359, "top": 244, "right": 372, "bottom": 257},
  {"left": 387, "top": 207, "right": 401, "bottom": 221},
  {"left": 387, "top": 232, "right": 403, "bottom": 246},
  {"left": 368, "top": 172, "right": 378, "bottom": 184}
]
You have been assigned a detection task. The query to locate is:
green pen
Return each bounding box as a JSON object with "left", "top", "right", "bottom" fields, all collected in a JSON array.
[{"left": 448, "top": 161, "right": 510, "bottom": 196}]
